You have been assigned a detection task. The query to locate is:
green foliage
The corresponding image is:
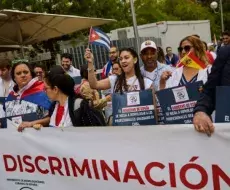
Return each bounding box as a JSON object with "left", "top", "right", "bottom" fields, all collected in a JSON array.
[
  {"left": 136, "top": 0, "right": 223, "bottom": 36},
  {"left": 0, "top": 0, "right": 228, "bottom": 60}
]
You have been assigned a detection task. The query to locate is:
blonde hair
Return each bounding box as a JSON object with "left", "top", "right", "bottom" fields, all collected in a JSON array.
[{"left": 179, "top": 36, "right": 209, "bottom": 65}]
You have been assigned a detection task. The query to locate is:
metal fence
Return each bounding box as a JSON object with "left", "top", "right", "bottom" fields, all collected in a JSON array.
[{"left": 64, "top": 37, "right": 161, "bottom": 70}]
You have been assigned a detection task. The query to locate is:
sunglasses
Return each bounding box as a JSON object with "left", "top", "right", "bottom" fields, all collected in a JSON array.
[
  {"left": 178, "top": 45, "right": 193, "bottom": 53},
  {"left": 11, "top": 59, "right": 29, "bottom": 65}
]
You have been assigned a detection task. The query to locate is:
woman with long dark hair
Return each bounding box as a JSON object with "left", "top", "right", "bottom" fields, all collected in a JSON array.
[
  {"left": 5, "top": 60, "right": 51, "bottom": 131},
  {"left": 85, "top": 47, "right": 153, "bottom": 93},
  {"left": 44, "top": 65, "right": 106, "bottom": 127},
  {"left": 44, "top": 65, "right": 81, "bottom": 127}
]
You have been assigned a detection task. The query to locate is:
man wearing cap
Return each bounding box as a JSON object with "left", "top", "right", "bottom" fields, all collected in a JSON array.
[{"left": 140, "top": 40, "right": 173, "bottom": 91}]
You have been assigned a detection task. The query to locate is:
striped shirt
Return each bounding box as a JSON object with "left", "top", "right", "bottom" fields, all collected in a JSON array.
[{"left": 179, "top": 74, "right": 198, "bottom": 86}]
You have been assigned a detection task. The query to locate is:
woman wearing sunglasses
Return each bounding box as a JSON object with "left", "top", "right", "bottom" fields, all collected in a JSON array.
[{"left": 160, "top": 36, "right": 210, "bottom": 89}]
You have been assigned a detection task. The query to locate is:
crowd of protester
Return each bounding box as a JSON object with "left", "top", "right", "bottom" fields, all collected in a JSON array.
[{"left": 0, "top": 30, "right": 229, "bottom": 137}]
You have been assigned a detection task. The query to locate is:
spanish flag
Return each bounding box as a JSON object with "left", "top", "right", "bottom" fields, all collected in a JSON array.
[{"left": 177, "top": 52, "right": 206, "bottom": 69}]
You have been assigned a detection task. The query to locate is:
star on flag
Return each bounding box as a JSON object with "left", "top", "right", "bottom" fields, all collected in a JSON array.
[{"left": 89, "top": 27, "right": 111, "bottom": 51}]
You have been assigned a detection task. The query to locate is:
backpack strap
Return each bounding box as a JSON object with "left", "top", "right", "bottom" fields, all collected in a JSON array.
[
  {"left": 68, "top": 96, "right": 83, "bottom": 126},
  {"left": 74, "top": 98, "right": 83, "bottom": 110}
]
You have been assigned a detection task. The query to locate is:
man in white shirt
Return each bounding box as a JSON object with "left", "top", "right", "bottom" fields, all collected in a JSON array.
[
  {"left": 140, "top": 40, "right": 174, "bottom": 91},
  {"left": 61, "top": 53, "right": 80, "bottom": 77},
  {"left": 0, "top": 59, "right": 14, "bottom": 97}
]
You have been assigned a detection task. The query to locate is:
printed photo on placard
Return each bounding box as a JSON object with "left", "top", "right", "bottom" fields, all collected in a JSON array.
[
  {"left": 5, "top": 100, "right": 38, "bottom": 117},
  {"left": 156, "top": 81, "right": 203, "bottom": 124},
  {"left": 215, "top": 86, "right": 230, "bottom": 123},
  {"left": 112, "top": 89, "right": 156, "bottom": 126},
  {"left": 3, "top": 112, "right": 40, "bottom": 128},
  {"left": 3, "top": 98, "right": 45, "bottom": 128}
]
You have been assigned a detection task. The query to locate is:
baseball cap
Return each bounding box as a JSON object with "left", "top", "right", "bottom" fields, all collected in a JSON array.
[{"left": 140, "top": 40, "right": 157, "bottom": 52}]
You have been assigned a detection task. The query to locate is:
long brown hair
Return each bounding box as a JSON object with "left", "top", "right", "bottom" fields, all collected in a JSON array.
[
  {"left": 114, "top": 48, "right": 145, "bottom": 94},
  {"left": 179, "top": 36, "right": 209, "bottom": 65}
]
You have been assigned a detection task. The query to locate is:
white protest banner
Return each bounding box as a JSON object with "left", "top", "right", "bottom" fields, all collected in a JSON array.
[{"left": 0, "top": 124, "right": 229, "bottom": 190}]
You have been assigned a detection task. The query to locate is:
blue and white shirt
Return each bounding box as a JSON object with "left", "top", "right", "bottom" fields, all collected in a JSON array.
[{"left": 141, "top": 62, "right": 174, "bottom": 91}]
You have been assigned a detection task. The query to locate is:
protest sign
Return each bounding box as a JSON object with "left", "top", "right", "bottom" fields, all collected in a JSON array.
[
  {"left": 112, "top": 89, "right": 156, "bottom": 126},
  {"left": 156, "top": 81, "right": 203, "bottom": 124},
  {"left": 215, "top": 86, "right": 230, "bottom": 122},
  {"left": 0, "top": 97, "right": 6, "bottom": 128},
  {"left": 0, "top": 124, "right": 229, "bottom": 190},
  {"left": 156, "top": 96, "right": 164, "bottom": 124},
  {"left": 0, "top": 112, "right": 39, "bottom": 128},
  {"left": 2, "top": 99, "right": 42, "bottom": 128}
]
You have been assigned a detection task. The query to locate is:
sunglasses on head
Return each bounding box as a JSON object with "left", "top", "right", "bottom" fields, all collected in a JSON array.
[
  {"left": 178, "top": 45, "right": 192, "bottom": 53},
  {"left": 11, "top": 59, "right": 29, "bottom": 65}
]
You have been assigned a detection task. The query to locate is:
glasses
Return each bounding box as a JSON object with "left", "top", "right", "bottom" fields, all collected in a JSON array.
[
  {"left": 113, "top": 68, "right": 119, "bottom": 71},
  {"left": 12, "top": 59, "right": 29, "bottom": 65},
  {"left": 178, "top": 45, "right": 193, "bottom": 53}
]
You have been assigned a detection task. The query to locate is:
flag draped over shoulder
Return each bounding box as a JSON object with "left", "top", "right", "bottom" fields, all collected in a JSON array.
[
  {"left": 177, "top": 52, "right": 206, "bottom": 69},
  {"left": 89, "top": 27, "right": 111, "bottom": 51}
]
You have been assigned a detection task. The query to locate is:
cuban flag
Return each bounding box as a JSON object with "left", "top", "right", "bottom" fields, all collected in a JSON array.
[{"left": 89, "top": 27, "right": 111, "bottom": 51}]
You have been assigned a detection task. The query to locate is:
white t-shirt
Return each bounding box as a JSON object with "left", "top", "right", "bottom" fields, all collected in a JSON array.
[
  {"left": 109, "top": 75, "right": 153, "bottom": 93},
  {"left": 0, "top": 78, "right": 14, "bottom": 97},
  {"left": 67, "top": 65, "right": 80, "bottom": 77}
]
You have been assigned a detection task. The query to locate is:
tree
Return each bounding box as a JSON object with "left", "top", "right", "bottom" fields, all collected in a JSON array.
[
  {"left": 195, "top": 0, "right": 230, "bottom": 32},
  {"left": 135, "top": 0, "right": 222, "bottom": 37},
  {"left": 0, "top": 0, "right": 130, "bottom": 66},
  {"left": 0, "top": 0, "right": 227, "bottom": 63}
]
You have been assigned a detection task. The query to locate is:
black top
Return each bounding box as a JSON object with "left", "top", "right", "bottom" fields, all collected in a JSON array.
[{"left": 194, "top": 45, "right": 230, "bottom": 115}]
